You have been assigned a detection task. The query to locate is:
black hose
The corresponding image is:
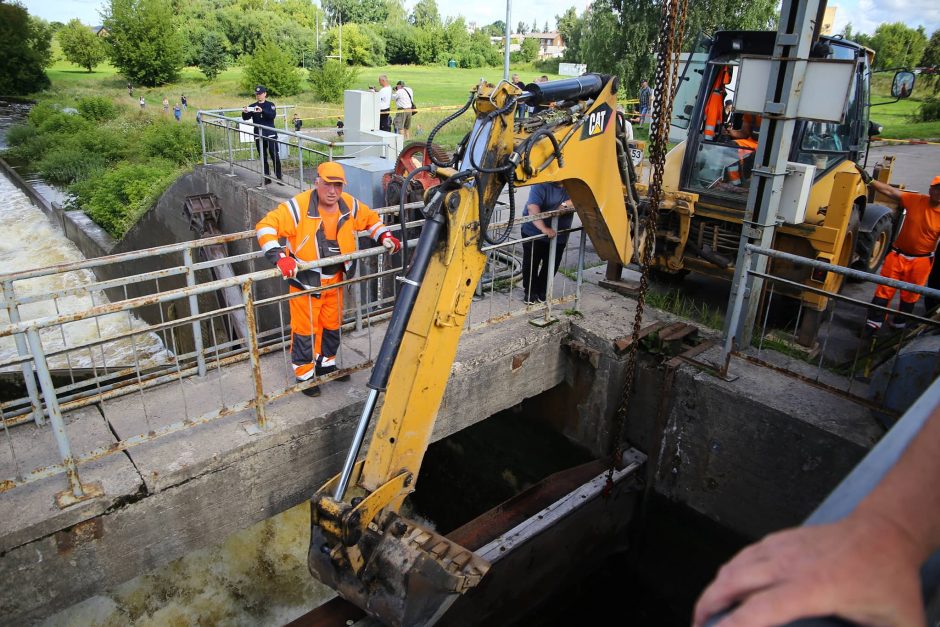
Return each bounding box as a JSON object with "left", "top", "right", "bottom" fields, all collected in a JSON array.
[
  {"left": 426, "top": 91, "right": 476, "bottom": 168},
  {"left": 398, "top": 164, "right": 432, "bottom": 265},
  {"left": 521, "top": 128, "right": 562, "bottom": 176},
  {"left": 482, "top": 169, "right": 516, "bottom": 246}
]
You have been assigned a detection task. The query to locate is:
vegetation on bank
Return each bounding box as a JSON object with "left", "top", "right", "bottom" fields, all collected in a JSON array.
[{"left": 4, "top": 95, "right": 197, "bottom": 238}]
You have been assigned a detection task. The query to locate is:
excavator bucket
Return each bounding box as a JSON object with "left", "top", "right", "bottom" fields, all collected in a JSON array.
[{"left": 308, "top": 510, "right": 490, "bottom": 627}]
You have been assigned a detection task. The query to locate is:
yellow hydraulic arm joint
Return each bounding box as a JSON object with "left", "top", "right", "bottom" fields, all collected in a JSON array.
[{"left": 308, "top": 74, "right": 636, "bottom": 627}]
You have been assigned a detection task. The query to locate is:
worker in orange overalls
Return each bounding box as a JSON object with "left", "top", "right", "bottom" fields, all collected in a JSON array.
[
  {"left": 860, "top": 170, "right": 940, "bottom": 336},
  {"left": 256, "top": 161, "right": 401, "bottom": 396},
  {"left": 725, "top": 112, "right": 762, "bottom": 187},
  {"left": 703, "top": 66, "right": 732, "bottom": 141}
]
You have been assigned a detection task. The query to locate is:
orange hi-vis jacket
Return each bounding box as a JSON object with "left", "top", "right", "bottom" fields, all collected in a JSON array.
[
  {"left": 703, "top": 65, "right": 732, "bottom": 140},
  {"left": 256, "top": 189, "right": 389, "bottom": 292}
]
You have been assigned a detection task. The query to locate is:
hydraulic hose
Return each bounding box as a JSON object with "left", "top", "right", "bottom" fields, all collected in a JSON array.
[
  {"left": 367, "top": 170, "right": 474, "bottom": 391},
  {"left": 398, "top": 164, "right": 432, "bottom": 264},
  {"left": 427, "top": 91, "right": 476, "bottom": 167}
]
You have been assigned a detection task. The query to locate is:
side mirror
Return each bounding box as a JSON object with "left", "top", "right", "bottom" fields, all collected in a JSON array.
[
  {"left": 891, "top": 71, "right": 915, "bottom": 99},
  {"left": 868, "top": 120, "right": 883, "bottom": 137}
]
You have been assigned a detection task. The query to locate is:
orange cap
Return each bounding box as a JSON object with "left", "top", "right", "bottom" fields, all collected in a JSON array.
[
  {"left": 932, "top": 175, "right": 940, "bottom": 187},
  {"left": 317, "top": 161, "right": 347, "bottom": 184}
]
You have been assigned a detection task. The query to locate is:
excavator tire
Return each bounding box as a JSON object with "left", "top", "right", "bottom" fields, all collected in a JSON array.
[{"left": 854, "top": 213, "right": 893, "bottom": 274}]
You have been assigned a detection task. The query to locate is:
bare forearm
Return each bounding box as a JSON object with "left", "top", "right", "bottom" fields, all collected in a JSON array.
[
  {"left": 855, "top": 406, "right": 940, "bottom": 560},
  {"left": 870, "top": 178, "right": 903, "bottom": 201}
]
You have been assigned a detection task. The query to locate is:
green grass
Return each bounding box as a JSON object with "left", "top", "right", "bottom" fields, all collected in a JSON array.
[{"left": 645, "top": 287, "right": 725, "bottom": 330}]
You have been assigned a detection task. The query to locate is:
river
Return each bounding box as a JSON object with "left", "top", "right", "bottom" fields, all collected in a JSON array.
[{"left": 1, "top": 100, "right": 335, "bottom": 625}]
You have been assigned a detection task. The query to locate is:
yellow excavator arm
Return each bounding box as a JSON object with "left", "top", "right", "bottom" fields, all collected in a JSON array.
[{"left": 308, "top": 74, "right": 637, "bottom": 626}]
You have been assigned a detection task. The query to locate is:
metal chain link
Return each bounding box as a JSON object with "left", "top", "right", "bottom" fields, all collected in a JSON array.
[{"left": 607, "top": 0, "right": 689, "bottom": 486}]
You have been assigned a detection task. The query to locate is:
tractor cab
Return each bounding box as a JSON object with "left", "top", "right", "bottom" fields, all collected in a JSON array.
[{"left": 671, "top": 31, "right": 872, "bottom": 208}]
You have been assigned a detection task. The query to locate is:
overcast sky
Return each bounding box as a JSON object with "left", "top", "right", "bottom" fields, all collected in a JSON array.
[{"left": 19, "top": 0, "right": 940, "bottom": 38}]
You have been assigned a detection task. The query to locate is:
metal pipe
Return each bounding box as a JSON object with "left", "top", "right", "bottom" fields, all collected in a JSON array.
[
  {"left": 334, "top": 387, "right": 379, "bottom": 500},
  {"left": 545, "top": 214, "right": 558, "bottom": 321},
  {"left": 746, "top": 244, "right": 940, "bottom": 300},
  {"left": 576, "top": 229, "right": 586, "bottom": 310},
  {"left": 241, "top": 282, "right": 266, "bottom": 429},
  {"left": 721, "top": 246, "right": 752, "bottom": 377},
  {"left": 2, "top": 280, "right": 43, "bottom": 425},
  {"left": 183, "top": 248, "right": 207, "bottom": 377},
  {"left": 199, "top": 116, "right": 208, "bottom": 166},
  {"left": 24, "top": 328, "right": 84, "bottom": 498}
]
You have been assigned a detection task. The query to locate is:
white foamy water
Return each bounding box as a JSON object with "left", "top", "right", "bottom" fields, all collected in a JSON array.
[
  {"left": 0, "top": 173, "right": 171, "bottom": 371},
  {"left": 41, "top": 502, "right": 336, "bottom": 626}
]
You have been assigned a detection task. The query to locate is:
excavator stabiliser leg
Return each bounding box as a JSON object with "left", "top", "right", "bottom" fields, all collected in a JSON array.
[{"left": 309, "top": 510, "right": 490, "bottom": 627}]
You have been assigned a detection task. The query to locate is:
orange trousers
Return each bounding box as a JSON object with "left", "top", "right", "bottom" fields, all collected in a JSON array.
[
  {"left": 288, "top": 281, "right": 343, "bottom": 381},
  {"left": 873, "top": 251, "right": 934, "bottom": 304}
]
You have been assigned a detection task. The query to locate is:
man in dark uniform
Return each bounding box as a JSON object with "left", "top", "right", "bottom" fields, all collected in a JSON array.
[{"left": 242, "top": 85, "right": 282, "bottom": 185}]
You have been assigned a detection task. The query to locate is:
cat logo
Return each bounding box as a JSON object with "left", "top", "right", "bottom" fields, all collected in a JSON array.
[{"left": 580, "top": 102, "right": 613, "bottom": 141}]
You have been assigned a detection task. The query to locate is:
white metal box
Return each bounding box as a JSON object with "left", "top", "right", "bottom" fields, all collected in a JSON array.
[{"left": 777, "top": 162, "right": 815, "bottom": 225}]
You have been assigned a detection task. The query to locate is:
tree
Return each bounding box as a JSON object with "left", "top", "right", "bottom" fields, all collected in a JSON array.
[
  {"left": 411, "top": 0, "right": 440, "bottom": 28},
  {"left": 197, "top": 31, "right": 228, "bottom": 80},
  {"left": 323, "top": 22, "right": 386, "bottom": 66},
  {"left": 520, "top": 37, "right": 539, "bottom": 62},
  {"left": 532, "top": 19, "right": 538, "bottom": 33},
  {"left": 103, "top": 0, "right": 185, "bottom": 86},
  {"left": 58, "top": 19, "right": 106, "bottom": 72},
  {"left": 918, "top": 29, "right": 940, "bottom": 94},
  {"left": 868, "top": 23, "right": 928, "bottom": 71},
  {"left": 516, "top": 21, "right": 527, "bottom": 35},
  {"left": 482, "top": 21, "right": 506, "bottom": 37},
  {"left": 544, "top": 21, "right": 549, "bottom": 33},
  {"left": 308, "top": 59, "right": 359, "bottom": 103},
  {"left": 322, "top": 0, "right": 389, "bottom": 24},
  {"left": 556, "top": 7, "right": 583, "bottom": 62},
  {"left": 241, "top": 40, "right": 301, "bottom": 96},
  {"left": 0, "top": 2, "right": 53, "bottom": 95}
]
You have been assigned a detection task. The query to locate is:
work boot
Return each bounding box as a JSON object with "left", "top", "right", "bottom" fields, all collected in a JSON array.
[
  {"left": 859, "top": 322, "right": 877, "bottom": 339},
  {"left": 298, "top": 378, "right": 320, "bottom": 397},
  {"left": 316, "top": 362, "right": 351, "bottom": 382}
]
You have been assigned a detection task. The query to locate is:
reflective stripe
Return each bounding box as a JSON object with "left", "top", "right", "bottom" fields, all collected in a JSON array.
[
  {"left": 295, "top": 368, "right": 315, "bottom": 381},
  {"left": 320, "top": 356, "right": 336, "bottom": 367},
  {"left": 371, "top": 224, "right": 389, "bottom": 240},
  {"left": 287, "top": 199, "right": 301, "bottom": 225},
  {"left": 261, "top": 239, "right": 280, "bottom": 252},
  {"left": 257, "top": 227, "right": 277, "bottom": 238},
  {"left": 866, "top": 319, "right": 883, "bottom": 330}
]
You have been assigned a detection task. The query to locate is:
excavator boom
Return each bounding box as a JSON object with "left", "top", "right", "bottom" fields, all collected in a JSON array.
[{"left": 309, "top": 74, "right": 637, "bottom": 626}]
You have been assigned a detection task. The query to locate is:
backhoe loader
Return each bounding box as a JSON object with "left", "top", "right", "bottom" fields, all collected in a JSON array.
[
  {"left": 307, "top": 73, "right": 642, "bottom": 626},
  {"left": 642, "top": 30, "right": 916, "bottom": 345}
]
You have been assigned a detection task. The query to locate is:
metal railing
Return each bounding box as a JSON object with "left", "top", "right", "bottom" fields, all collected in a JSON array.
[
  {"left": 0, "top": 201, "right": 586, "bottom": 507},
  {"left": 197, "top": 107, "right": 391, "bottom": 190},
  {"left": 721, "top": 244, "right": 940, "bottom": 413}
]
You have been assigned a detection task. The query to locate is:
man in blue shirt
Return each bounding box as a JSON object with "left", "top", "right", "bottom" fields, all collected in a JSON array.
[
  {"left": 242, "top": 85, "right": 282, "bottom": 185},
  {"left": 521, "top": 182, "right": 574, "bottom": 304}
]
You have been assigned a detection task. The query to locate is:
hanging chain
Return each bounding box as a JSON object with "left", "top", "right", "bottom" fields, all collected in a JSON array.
[{"left": 607, "top": 0, "right": 689, "bottom": 488}]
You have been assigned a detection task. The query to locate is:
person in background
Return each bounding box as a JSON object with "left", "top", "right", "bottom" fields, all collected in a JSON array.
[
  {"left": 173, "top": 104, "right": 181, "bottom": 122},
  {"left": 242, "top": 85, "right": 282, "bottom": 186},
  {"left": 181, "top": 94, "right": 188, "bottom": 110},
  {"left": 723, "top": 98, "right": 734, "bottom": 129},
  {"left": 693, "top": 402, "right": 940, "bottom": 627},
  {"left": 521, "top": 182, "right": 575, "bottom": 304},
  {"left": 255, "top": 162, "right": 401, "bottom": 397},
  {"left": 376, "top": 74, "right": 392, "bottom": 132},
  {"left": 293, "top": 113, "right": 303, "bottom": 132},
  {"left": 392, "top": 80, "right": 414, "bottom": 141},
  {"left": 638, "top": 79, "right": 653, "bottom": 126},
  {"left": 860, "top": 171, "right": 940, "bottom": 336},
  {"left": 127, "top": 82, "right": 133, "bottom": 97},
  {"left": 139, "top": 96, "right": 145, "bottom": 110},
  {"left": 512, "top": 73, "right": 527, "bottom": 119},
  {"left": 162, "top": 96, "right": 169, "bottom": 113}
]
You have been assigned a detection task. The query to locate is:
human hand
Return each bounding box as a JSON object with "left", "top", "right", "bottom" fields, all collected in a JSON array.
[
  {"left": 276, "top": 254, "right": 297, "bottom": 279},
  {"left": 542, "top": 227, "right": 557, "bottom": 239},
  {"left": 692, "top": 510, "right": 926, "bottom": 627},
  {"left": 855, "top": 163, "right": 873, "bottom": 185},
  {"left": 379, "top": 232, "right": 401, "bottom": 254}
]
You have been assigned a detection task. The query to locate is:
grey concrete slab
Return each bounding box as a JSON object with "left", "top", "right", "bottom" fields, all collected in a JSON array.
[{"left": 0, "top": 405, "right": 143, "bottom": 553}]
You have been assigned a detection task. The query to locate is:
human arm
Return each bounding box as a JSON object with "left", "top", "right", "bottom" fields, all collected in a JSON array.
[
  {"left": 256, "top": 203, "right": 298, "bottom": 276},
  {"left": 854, "top": 164, "right": 904, "bottom": 203},
  {"left": 354, "top": 199, "right": 401, "bottom": 253},
  {"left": 692, "top": 406, "right": 940, "bottom": 627}
]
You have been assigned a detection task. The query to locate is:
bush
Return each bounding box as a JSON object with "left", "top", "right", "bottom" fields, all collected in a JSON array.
[
  {"left": 308, "top": 61, "right": 359, "bottom": 104},
  {"left": 534, "top": 58, "right": 561, "bottom": 74},
  {"left": 38, "top": 146, "right": 106, "bottom": 184},
  {"left": 28, "top": 101, "right": 66, "bottom": 126},
  {"left": 36, "top": 111, "right": 92, "bottom": 137},
  {"left": 913, "top": 95, "right": 940, "bottom": 122},
  {"left": 71, "top": 160, "right": 180, "bottom": 238},
  {"left": 141, "top": 119, "right": 201, "bottom": 165},
  {"left": 3, "top": 130, "right": 53, "bottom": 162},
  {"left": 77, "top": 96, "right": 119, "bottom": 122},
  {"left": 5, "top": 123, "right": 36, "bottom": 148},
  {"left": 241, "top": 40, "right": 301, "bottom": 97}
]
